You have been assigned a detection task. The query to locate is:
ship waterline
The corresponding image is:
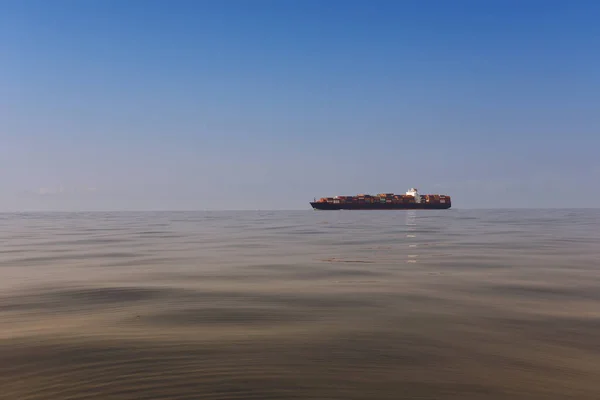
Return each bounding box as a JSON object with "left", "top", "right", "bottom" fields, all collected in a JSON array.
[{"left": 310, "top": 202, "right": 451, "bottom": 210}]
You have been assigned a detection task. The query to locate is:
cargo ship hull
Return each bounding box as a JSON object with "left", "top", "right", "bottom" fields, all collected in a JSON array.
[
  {"left": 310, "top": 188, "right": 451, "bottom": 210},
  {"left": 310, "top": 202, "right": 451, "bottom": 210}
]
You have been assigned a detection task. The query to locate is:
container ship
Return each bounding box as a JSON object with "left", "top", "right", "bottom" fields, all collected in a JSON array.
[{"left": 310, "top": 188, "right": 451, "bottom": 210}]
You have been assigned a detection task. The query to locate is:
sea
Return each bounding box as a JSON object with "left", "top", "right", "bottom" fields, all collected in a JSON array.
[{"left": 1, "top": 209, "right": 600, "bottom": 399}]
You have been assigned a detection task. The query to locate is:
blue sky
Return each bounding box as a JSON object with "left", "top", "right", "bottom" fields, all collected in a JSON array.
[{"left": 2, "top": 0, "right": 599, "bottom": 210}]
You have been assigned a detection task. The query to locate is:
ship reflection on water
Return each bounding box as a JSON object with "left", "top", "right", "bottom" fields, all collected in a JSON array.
[{"left": 405, "top": 210, "right": 419, "bottom": 263}]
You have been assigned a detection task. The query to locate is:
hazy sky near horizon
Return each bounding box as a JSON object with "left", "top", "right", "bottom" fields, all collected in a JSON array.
[{"left": 2, "top": 0, "right": 599, "bottom": 210}]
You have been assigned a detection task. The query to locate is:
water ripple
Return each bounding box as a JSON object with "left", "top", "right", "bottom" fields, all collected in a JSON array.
[{"left": 1, "top": 209, "right": 600, "bottom": 399}]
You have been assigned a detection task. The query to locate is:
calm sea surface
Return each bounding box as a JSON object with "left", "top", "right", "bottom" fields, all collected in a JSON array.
[{"left": 1, "top": 209, "right": 600, "bottom": 399}]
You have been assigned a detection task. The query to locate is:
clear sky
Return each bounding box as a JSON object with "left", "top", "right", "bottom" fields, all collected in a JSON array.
[{"left": 2, "top": 0, "right": 599, "bottom": 210}]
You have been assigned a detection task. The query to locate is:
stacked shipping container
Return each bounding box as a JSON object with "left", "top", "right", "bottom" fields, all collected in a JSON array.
[{"left": 316, "top": 193, "right": 451, "bottom": 204}]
